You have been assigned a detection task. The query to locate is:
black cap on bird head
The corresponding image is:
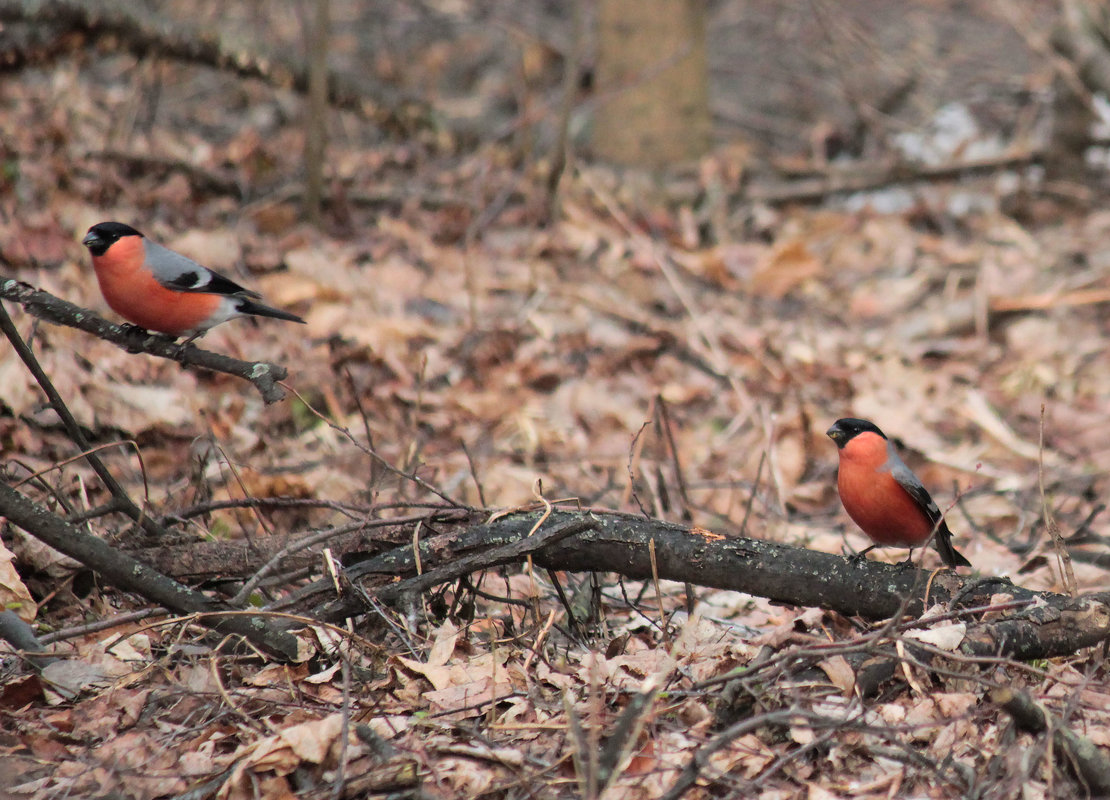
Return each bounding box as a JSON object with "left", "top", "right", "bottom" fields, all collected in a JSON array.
[
  {"left": 826, "top": 417, "right": 886, "bottom": 449},
  {"left": 82, "top": 222, "right": 144, "bottom": 256}
]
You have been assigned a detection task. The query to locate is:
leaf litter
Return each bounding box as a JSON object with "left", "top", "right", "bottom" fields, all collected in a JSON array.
[{"left": 2, "top": 9, "right": 1110, "bottom": 800}]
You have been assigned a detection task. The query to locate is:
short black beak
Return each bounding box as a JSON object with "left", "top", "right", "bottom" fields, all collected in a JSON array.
[{"left": 82, "top": 232, "right": 100, "bottom": 247}]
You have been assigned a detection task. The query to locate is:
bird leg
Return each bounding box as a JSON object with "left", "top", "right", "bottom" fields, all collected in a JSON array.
[
  {"left": 174, "top": 330, "right": 208, "bottom": 360},
  {"left": 896, "top": 547, "right": 919, "bottom": 570},
  {"left": 179, "top": 330, "right": 205, "bottom": 348},
  {"left": 847, "top": 544, "right": 878, "bottom": 565}
]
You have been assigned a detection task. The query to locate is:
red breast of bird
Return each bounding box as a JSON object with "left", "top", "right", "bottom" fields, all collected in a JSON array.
[{"left": 835, "top": 429, "right": 937, "bottom": 548}]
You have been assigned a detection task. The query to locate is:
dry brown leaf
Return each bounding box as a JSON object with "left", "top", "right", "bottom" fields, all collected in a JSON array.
[
  {"left": 756, "top": 607, "right": 825, "bottom": 647},
  {"left": 426, "top": 620, "right": 462, "bottom": 665},
  {"left": 304, "top": 662, "right": 341, "bottom": 685},
  {"left": 816, "top": 655, "right": 857, "bottom": 696},
  {"left": 398, "top": 620, "right": 461, "bottom": 689},
  {"left": 878, "top": 703, "right": 907, "bottom": 725},
  {"left": 933, "top": 692, "right": 978, "bottom": 718},
  {"left": 435, "top": 756, "right": 496, "bottom": 794},
  {"left": 179, "top": 745, "right": 219, "bottom": 777},
  {"left": 807, "top": 784, "right": 842, "bottom": 800},
  {"left": 424, "top": 674, "right": 515, "bottom": 719},
  {"left": 0, "top": 354, "right": 38, "bottom": 417},
  {"left": 219, "top": 713, "right": 355, "bottom": 800},
  {"left": 604, "top": 649, "right": 675, "bottom": 687},
  {"left": 902, "top": 622, "right": 966, "bottom": 650},
  {"left": 70, "top": 688, "right": 151, "bottom": 740},
  {"left": 903, "top": 697, "right": 940, "bottom": 738},
  {"left": 750, "top": 239, "right": 822, "bottom": 299},
  {"left": 790, "top": 724, "right": 815, "bottom": 745},
  {"left": 254, "top": 775, "right": 298, "bottom": 800},
  {"left": 708, "top": 732, "right": 776, "bottom": 779},
  {"left": 360, "top": 715, "right": 412, "bottom": 739},
  {"left": 245, "top": 663, "right": 310, "bottom": 688},
  {"left": 0, "top": 540, "right": 36, "bottom": 622}
]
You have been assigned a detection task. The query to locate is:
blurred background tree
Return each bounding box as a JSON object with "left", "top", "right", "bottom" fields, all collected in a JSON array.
[
  {"left": 7, "top": 0, "right": 1110, "bottom": 221},
  {"left": 591, "top": 0, "right": 710, "bottom": 167}
]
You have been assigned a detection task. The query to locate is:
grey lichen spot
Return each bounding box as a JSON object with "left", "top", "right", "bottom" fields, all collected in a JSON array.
[{"left": 250, "top": 363, "right": 273, "bottom": 379}]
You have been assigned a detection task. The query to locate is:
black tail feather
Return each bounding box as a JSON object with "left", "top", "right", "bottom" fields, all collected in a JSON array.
[
  {"left": 934, "top": 522, "right": 972, "bottom": 568},
  {"left": 237, "top": 298, "right": 306, "bottom": 324}
]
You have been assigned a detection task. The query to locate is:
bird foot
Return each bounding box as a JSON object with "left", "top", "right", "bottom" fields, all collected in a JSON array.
[
  {"left": 117, "top": 322, "right": 153, "bottom": 353},
  {"left": 174, "top": 341, "right": 200, "bottom": 363},
  {"left": 846, "top": 545, "right": 878, "bottom": 566}
]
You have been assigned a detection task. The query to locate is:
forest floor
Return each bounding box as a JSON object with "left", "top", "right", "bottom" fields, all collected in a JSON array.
[{"left": 3, "top": 3, "right": 1110, "bottom": 799}]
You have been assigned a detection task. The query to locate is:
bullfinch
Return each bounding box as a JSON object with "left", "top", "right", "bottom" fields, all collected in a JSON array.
[
  {"left": 826, "top": 417, "right": 971, "bottom": 568},
  {"left": 81, "top": 221, "right": 305, "bottom": 344}
]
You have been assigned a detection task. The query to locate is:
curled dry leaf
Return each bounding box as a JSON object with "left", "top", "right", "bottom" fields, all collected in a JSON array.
[
  {"left": 902, "top": 622, "right": 967, "bottom": 650},
  {"left": 816, "top": 655, "right": 857, "bottom": 696},
  {"left": 0, "top": 540, "right": 36, "bottom": 622}
]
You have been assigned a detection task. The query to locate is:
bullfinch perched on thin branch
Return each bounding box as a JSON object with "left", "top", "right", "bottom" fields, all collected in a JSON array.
[
  {"left": 81, "top": 222, "right": 304, "bottom": 345},
  {"left": 827, "top": 417, "right": 971, "bottom": 568}
]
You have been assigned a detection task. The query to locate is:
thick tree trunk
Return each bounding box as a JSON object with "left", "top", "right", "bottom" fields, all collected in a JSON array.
[{"left": 592, "top": 0, "right": 710, "bottom": 166}]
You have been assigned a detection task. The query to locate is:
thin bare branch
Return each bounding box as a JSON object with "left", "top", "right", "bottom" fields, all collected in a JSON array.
[{"left": 1, "top": 279, "right": 290, "bottom": 403}]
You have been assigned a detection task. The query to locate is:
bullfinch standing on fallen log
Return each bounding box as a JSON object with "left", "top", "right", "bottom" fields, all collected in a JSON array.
[{"left": 827, "top": 417, "right": 971, "bottom": 568}]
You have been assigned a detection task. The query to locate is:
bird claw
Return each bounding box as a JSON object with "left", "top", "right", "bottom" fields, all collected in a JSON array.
[
  {"left": 174, "top": 341, "right": 199, "bottom": 363},
  {"left": 118, "top": 322, "right": 182, "bottom": 352},
  {"left": 845, "top": 544, "right": 877, "bottom": 566},
  {"left": 117, "top": 322, "right": 151, "bottom": 354}
]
